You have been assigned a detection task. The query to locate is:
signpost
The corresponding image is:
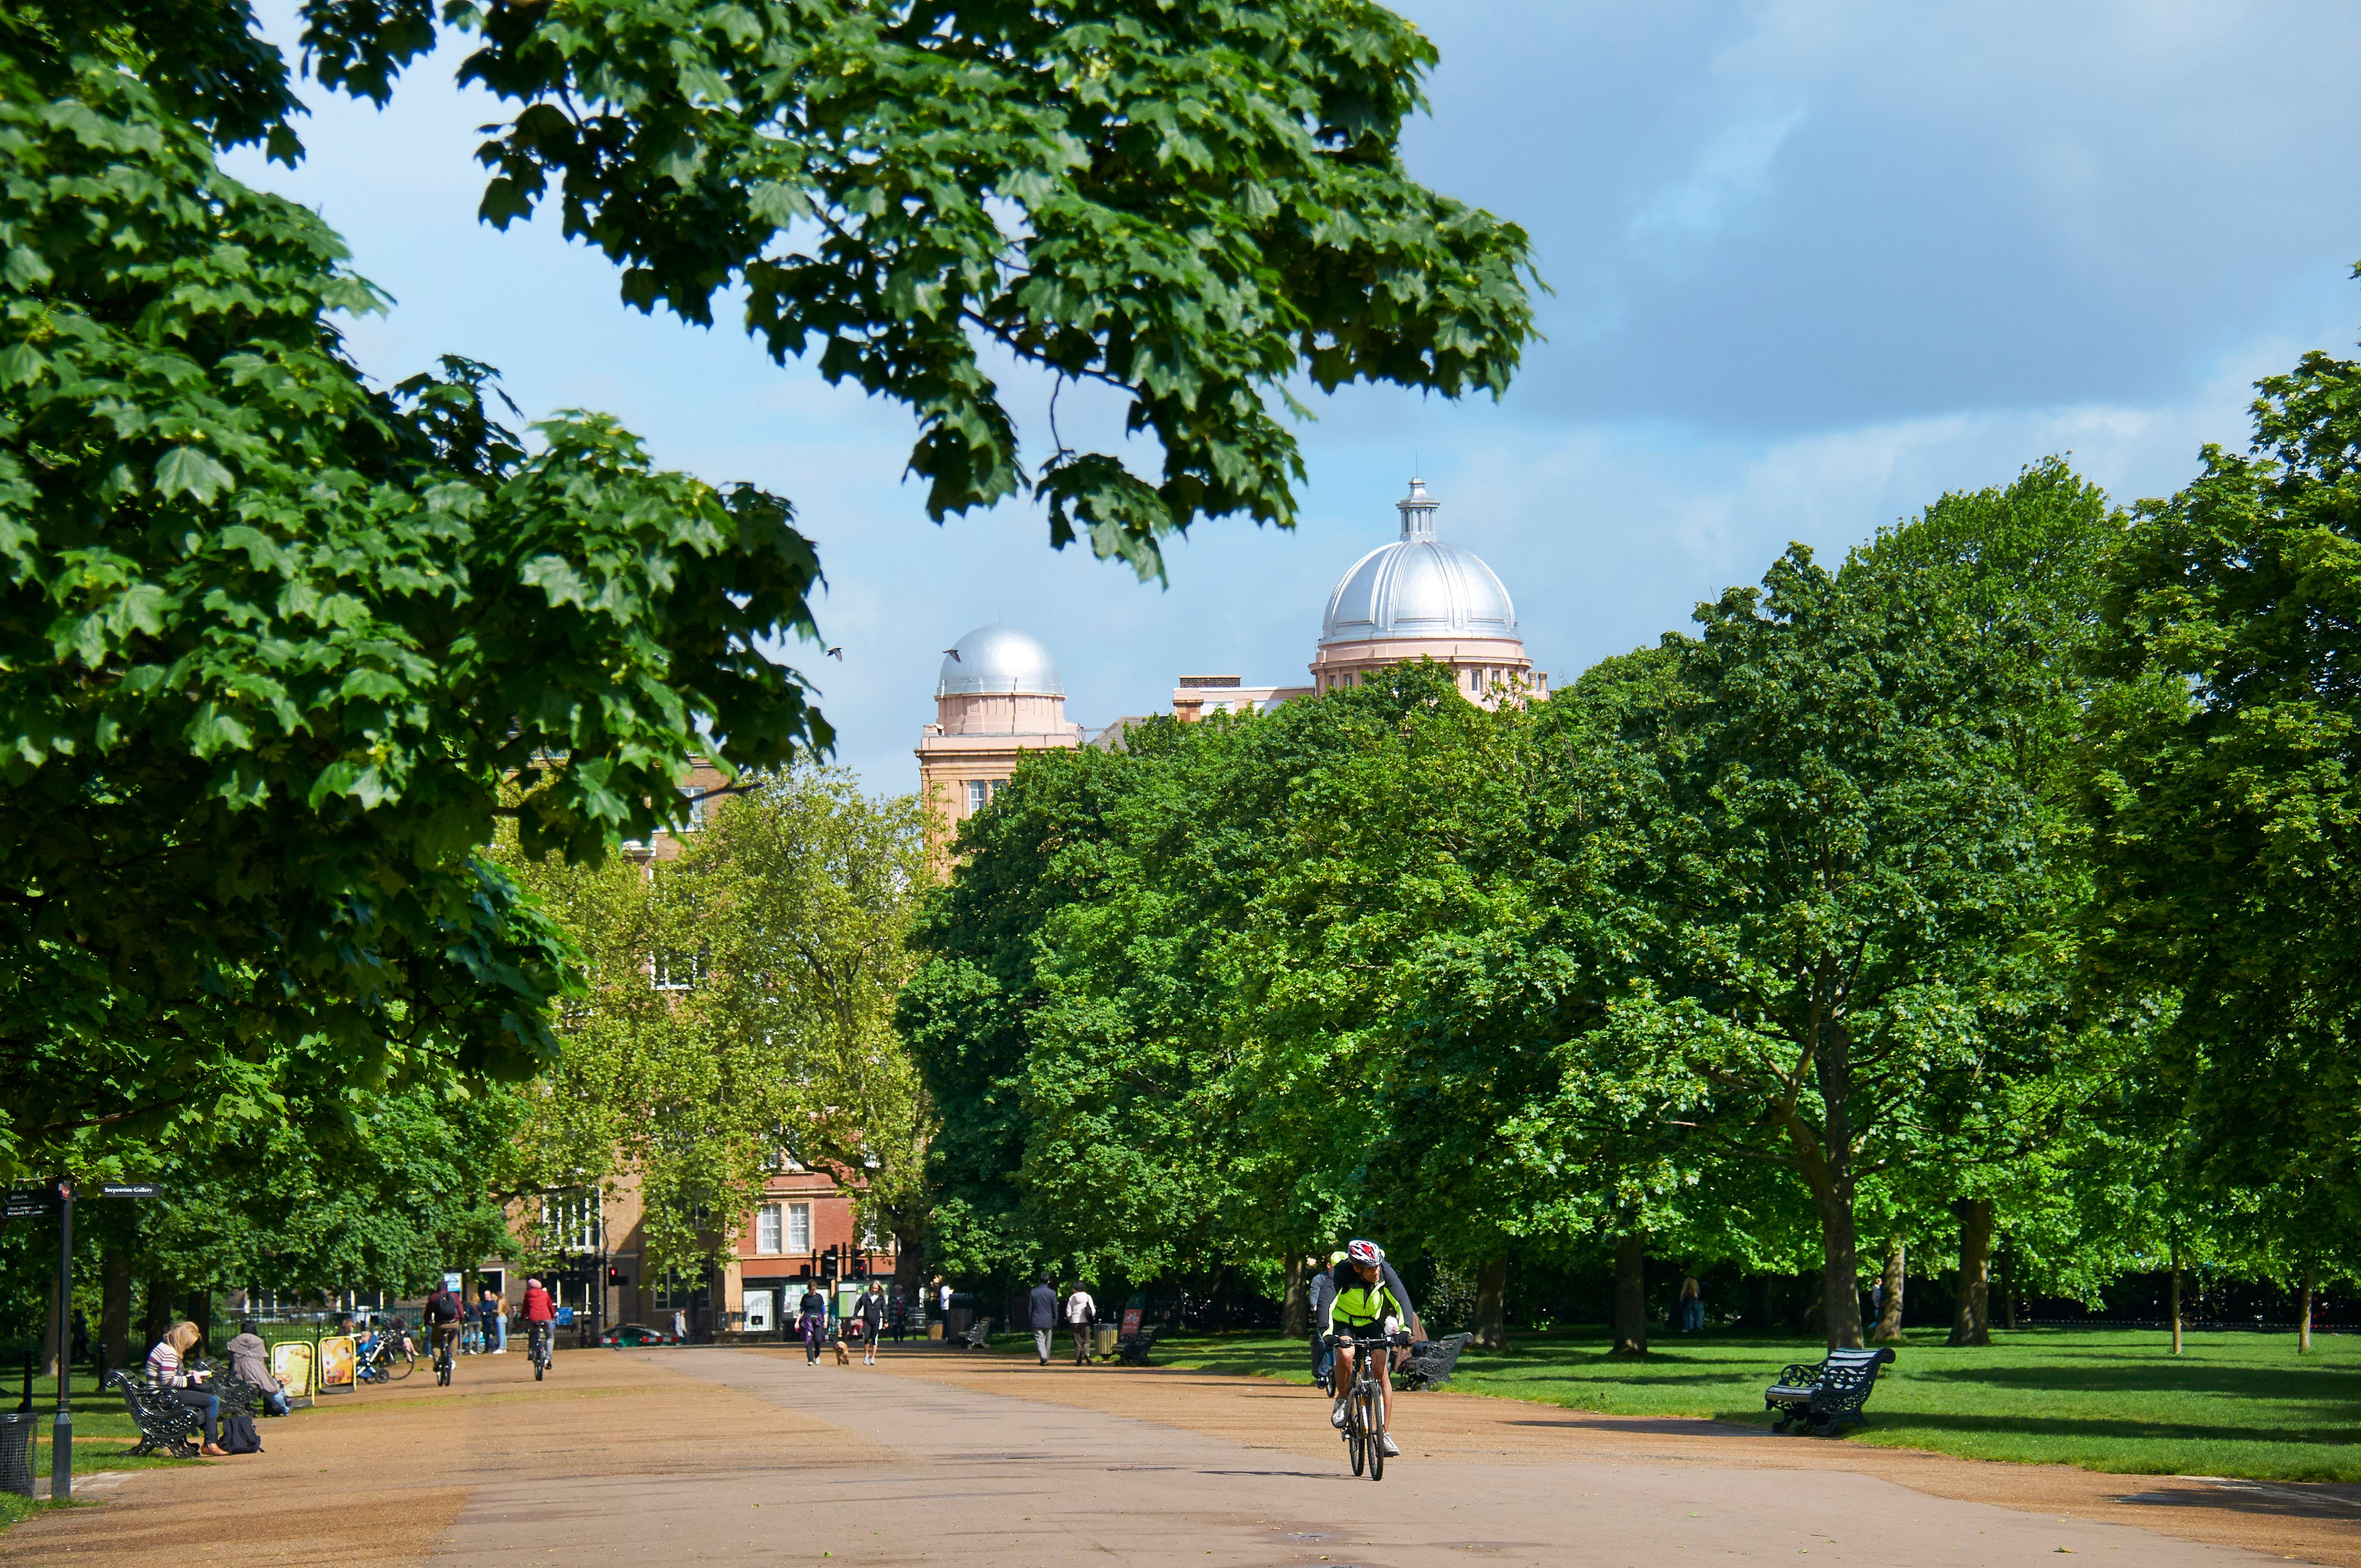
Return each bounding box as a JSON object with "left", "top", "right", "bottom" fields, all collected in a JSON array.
[
  {"left": 50, "top": 1182, "right": 72, "bottom": 1502},
  {"left": 34, "top": 1180, "right": 164, "bottom": 1499}
]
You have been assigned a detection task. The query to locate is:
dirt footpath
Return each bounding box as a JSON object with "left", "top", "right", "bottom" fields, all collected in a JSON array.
[{"left": 0, "top": 1341, "right": 2351, "bottom": 1568}]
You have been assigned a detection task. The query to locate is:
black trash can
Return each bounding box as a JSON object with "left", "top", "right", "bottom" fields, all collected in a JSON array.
[{"left": 0, "top": 1412, "right": 35, "bottom": 1498}]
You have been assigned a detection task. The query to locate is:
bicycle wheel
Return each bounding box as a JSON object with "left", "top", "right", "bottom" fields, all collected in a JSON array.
[
  {"left": 388, "top": 1350, "right": 416, "bottom": 1381},
  {"left": 1366, "top": 1381, "right": 1385, "bottom": 1480},
  {"left": 1346, "top": 1388, "right": 1366, "bottom": 1476}
]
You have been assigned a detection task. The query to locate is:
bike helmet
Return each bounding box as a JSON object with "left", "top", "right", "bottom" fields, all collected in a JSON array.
[{"left": 1346, "top": 1239, "right": 1384, "bottom": 1266}]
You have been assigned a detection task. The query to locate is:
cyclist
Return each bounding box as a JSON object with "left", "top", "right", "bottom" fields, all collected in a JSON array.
[
  {"left": 1318, "top": 1239, "right": 1424, "bottom": 1458},
  {"left": 424, "top": 1280, "right": 466, "bottom": 1380},
  {"left": 521, "top": 1276, "right": 556, "bottom": 1369}
]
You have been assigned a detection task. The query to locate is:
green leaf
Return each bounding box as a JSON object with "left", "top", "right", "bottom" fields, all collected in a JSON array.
[{"left": 154, "top": 446, "right": 236, "bottom": 504}]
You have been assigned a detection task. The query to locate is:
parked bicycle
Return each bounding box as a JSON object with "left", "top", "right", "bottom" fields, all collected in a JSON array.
[
  {"left": 1326, "top": 1327, "right": 1412, "bottom": 1479},
  {"left": 356, "top": 1326, "right": 417, "bottom": 1384}
]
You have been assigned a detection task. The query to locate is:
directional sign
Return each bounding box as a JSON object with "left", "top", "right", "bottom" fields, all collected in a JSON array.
[
  {"left": 4, "top": 1201, "right": 56, "bottom": 1219},
  {"left": 4, "top": 1189, "right": 49, "bottom": 1206},
  {"left": 99, "top": 1183, "right": 161, "bottom": 1198}
]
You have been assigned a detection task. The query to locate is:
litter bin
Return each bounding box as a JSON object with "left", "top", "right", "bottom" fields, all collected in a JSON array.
[
  {"left": 926, "top": 1322, "right": 944, "bottom": 1341},
  {"left": 1092, "top": 1324, "right": 1118, "bottom": 1359},
  {"left": 0, "top": 1413, "right": 35, "bottom": 1499},
  {"left": 946, "top": 1306, "right": 972, "bottom": 1340}
]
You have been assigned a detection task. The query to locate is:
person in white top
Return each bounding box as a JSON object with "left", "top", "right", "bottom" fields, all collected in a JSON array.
[
  {"left": 148, "top": 1320, "right": 229, "bottom": 1456},
  {"left": 1063, "top": 1285, "right": 1097, "bottom": 1365}
]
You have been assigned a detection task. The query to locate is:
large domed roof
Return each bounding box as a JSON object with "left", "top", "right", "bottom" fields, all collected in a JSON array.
[
  {"left": 1319, "top": 478, "right": 1519, "bottom": 646},
  {"left": 937, "top": 623, "right": 1063, "bottom": 696}
]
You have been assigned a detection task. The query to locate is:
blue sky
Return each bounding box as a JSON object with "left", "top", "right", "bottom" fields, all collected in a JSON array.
[{"left": 227, "top": 2, "right": 2361, "bottom": 796}]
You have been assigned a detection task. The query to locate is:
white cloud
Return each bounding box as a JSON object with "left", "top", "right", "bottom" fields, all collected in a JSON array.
[{"left": 1626, "top": 106, "right": 1806, "bottom": 258}]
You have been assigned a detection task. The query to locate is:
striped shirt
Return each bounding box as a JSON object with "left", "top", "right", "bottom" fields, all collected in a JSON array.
[{"left": 147, "top": 1341, "right": 193, "bottom": 1387}]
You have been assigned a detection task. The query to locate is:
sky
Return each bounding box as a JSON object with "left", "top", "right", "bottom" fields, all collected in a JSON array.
[{"left": 225, "top": 1, "right": 2361, "bottom": 796}]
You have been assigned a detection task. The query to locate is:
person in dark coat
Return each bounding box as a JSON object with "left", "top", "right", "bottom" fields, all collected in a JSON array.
[{"left": 1027, "top": 1275, "right": 1059, "bottom": 1365}]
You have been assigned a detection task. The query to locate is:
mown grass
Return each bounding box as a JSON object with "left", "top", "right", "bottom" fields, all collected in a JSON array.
[{"left": 1140, "top": 1325, "right": 2361, "bottom": 1483}]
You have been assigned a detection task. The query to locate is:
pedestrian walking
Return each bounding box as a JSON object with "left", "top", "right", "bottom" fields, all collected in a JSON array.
[
  {"left": 1306, "top": 1249, "right": 1345, "bottom": 1384},
  {"left": 888, "top": 1291, "right": 909, "bottom": 1344},
  {"left": 857, "top": 1281, "right": 886, "bottom": 1365},
  {"left": 1678, "top": 1273, "right": 1704, "bottom": 1333},
  {"left": 1027, "top": 1275, "right": 1059, "bottom": 1365},
  {"left": 798, "top": 1283, "right": 829, "bottom": 1366},
  {"left": 1063, "top": 1283, "right": 1096, "bottom": 1365},
  {"left": 937, "top": 1278, "right": 953, "bottom": 1326}
]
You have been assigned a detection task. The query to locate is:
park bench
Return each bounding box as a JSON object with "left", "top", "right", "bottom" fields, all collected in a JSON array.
[
  {"left": 1112, "top": 1323, "right": 1161, "bottom": 1366},
  {"left": 1763, "top": 1346, "right": 1895, "bottom": 1435},
  {"left": 1396, "top": 1332, "right": 1475, "bottom": 1391},
  {"left": 955, "top": 1316, "right": 994, "bottom": 1350},
  {"left": 105, "top": 1370, "right": 205, "bottom": 1458}
]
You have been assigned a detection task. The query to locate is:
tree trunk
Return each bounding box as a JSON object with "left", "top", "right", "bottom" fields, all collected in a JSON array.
[
  {"left": 891, "top": 1226, "right": 927, "bottom": 1310},
  {"left": 1473, "top": 1257, "right": 1508, "bottom": 1350},
  {"left": 1998, "top": 1243, "right": 2017, "bottom": 1331},
  {"left": 1809, "top": 1022, "right": 1867, "bottom": 1350},
  {"left": 2169, "top": 1251, "right": 2183, "bottom": 1356},
  {"left": 1946, "top": 1199, "right": 1992, "bottom": 1347},
  {"left": 1743, "top": 1275, "right": 1774, "bottom": 1330},
  {"left": 1281, "top": 1254, "right": 1309, "bottom": 1339},
  {"left": 143, "top": 1275, "right": 174, "bottom": 1348},
  {"left": 185, "top": 1288, "right": 213, "bottom": 1352},
  {"left": 1609, "top": 1234, "right": 1648, "bottom": 1357},
  {"left": 2299, "top": 1267, "right": 2314, "bottom": 1355},
  {"left": 1872, "top": 1240, "right": 1906, "bottom": 1343},
  {"left": 100, "top": 1249, "right": 132, "bottom": 1374}
]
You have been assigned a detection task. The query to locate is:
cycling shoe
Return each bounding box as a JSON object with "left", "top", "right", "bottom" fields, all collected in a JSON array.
[
  {"left": 1380, "top": 1434, "right": 1400, "bottom": 1458},
  {"left": 1329, "top": 1401, "right": 1348, "bottom": 1429}
]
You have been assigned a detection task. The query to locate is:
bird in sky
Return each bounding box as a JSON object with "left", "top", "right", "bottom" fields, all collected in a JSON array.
[
  {"left": 942, "top": 647, "right": 960, "bottom": 661},
  {"left": 826, "top": 646, "right": 844, "bottom": 660}
]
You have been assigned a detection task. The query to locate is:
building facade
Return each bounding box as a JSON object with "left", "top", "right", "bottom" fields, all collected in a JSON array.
[{"left": 914, "top": 623, "right": 1083, "bottom": 874}]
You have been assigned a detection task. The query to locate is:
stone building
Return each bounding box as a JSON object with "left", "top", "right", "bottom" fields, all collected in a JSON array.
[{"left": 913, "top": 623, "right": 1083, "bottom": 875}]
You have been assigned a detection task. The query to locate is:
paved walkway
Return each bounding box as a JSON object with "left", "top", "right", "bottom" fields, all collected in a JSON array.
[{"left": 2, "top": 1344, "right": 2351, "bottom": 1567}]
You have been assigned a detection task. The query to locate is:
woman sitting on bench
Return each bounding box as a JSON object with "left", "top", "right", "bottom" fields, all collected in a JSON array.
[{"left": 149, "top": 1320, "right": 229, "bottom": 1456}]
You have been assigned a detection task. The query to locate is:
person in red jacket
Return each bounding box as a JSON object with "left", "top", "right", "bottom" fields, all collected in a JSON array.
[{"left": 521, "top": 1277, "right": 556, "bottom": 1365}]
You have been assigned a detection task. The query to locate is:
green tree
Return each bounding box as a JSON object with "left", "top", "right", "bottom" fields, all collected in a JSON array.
[
  {"left": 2086, "top": 337, "right": 2361, "bottom": 1250},
  {"left": 304, "top": 0, "right": 1542, "bottom": 578},
  {"left": 1576, "top": 546, "right": 2054, "bottom": 1348},
  {"left": 0, "top": 35, "right": 824, "bottom": 1175}
]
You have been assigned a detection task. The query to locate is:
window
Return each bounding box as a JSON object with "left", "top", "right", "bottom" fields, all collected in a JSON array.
[
  {"left": 786, "top": 1202, "right": 813, "bottom": 1255},
  {"left": 544, "top": 1190, "right": 602, "bottom": 1254},
  {"left": 967, "top": 780, "right": 987, "bottom": 812},
  {"left": 756, "top": 1204, "right": 784, "bottom": 1255},
  {"left": 651, "top": 944, "right": 706, "bottom": 990},
  {"left": 677, "top": 786, "right": 706, "bottom": 832}
]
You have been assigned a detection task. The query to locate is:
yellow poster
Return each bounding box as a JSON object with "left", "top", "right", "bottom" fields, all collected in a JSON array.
[
  {"left": 271, "top": 1340, "right": 314, "bottom": 1399},
  {"left": 318, "top": 1335, "right": 357, "bottom": 1389}
]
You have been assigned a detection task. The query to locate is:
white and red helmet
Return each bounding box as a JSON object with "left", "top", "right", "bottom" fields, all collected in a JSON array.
[{"left": 1346, "top": 1239, "right": 1384, "bottom": 1267}]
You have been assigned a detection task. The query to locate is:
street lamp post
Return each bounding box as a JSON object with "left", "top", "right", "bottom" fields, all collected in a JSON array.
[{"left": 51, "top": 1180, "right": 73, "bottom": 1502}]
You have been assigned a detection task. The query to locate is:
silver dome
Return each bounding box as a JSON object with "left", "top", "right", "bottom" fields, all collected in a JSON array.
[
  {"left": 1319, "top": 478, "right": 1520, "bottom": 645},
  {"left": 937, "top": 623, "right": 1064, "bottom": 696}
]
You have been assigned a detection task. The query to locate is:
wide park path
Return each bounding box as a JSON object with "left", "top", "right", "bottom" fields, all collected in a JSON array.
[{"left": 4, "top": 1341, "right": 2354, "bottom": 1567}]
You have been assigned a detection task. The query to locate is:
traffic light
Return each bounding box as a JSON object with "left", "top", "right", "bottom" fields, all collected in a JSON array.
[
  {"left": 607, "top": 1266, "right": 625, "bottom": 1287},
  {"left": 820, "top": 1244, "right": 839, "bottom": 1281},
  {"left": 851, "top": 1254, "right": 868, "bottom": 1279}
]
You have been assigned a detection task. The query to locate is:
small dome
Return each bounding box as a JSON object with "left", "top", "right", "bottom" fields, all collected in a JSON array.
[
  {"left": 937, "top": 624, "right": 1063, "bottom": 696},
  {"left": 1319, "top": 478, "right": 1520, "bottom": 645}
]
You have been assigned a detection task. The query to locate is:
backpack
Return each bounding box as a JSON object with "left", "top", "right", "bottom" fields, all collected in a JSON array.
[{"left": 222, "top": 1409, "right": 262, "bottom": 1454}]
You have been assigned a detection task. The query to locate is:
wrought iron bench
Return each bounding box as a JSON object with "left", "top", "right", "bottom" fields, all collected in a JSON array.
[
  {"left": 106, "top": 1370, "right": 205, "bottom": 1458},
  {"left": 1764, "top": 1346, "right": 1895, "bottom": 1434},
  {"left": 1396, "top": 1332, "right": 1475, "bottom": 1391},
  {"left": 1112, "top": 1323, "right": 1161, "bottom": 1366},
  {"left": 955, "top": 1316, "right": 994, "bottom": 1350}
]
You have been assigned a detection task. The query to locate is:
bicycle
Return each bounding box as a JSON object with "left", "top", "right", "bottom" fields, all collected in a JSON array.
[
  {"left": 356, "top": 1330, "right": 417, "bottom": 1384},
  {"left": 431, "top": 1322, "right": 460, "bottom": 1386},
  {"left": 528, "top": 1321, "right": 552, "bottom": 1381},
  {"left": 1326, "top": 1327, "right": 1412, "bottom": 1480}
]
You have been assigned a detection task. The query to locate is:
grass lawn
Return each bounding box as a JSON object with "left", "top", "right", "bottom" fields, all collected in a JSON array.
[
  {"left": 0, "top": 1370, "right": 227, "bottom": 1533},
  {"left": 1140, "top": 1325, "right": 2361, "bottom": 1484}
]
